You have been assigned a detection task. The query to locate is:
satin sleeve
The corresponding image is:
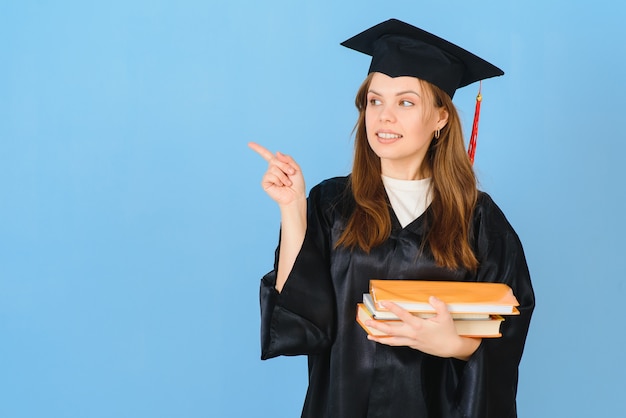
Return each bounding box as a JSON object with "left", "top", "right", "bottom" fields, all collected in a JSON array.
[
  {"left": 259, "top": 183, "right": 337, "bottom": 360},
  {"left": 433, "top": 193, "right": 535, "bottom": 418}
]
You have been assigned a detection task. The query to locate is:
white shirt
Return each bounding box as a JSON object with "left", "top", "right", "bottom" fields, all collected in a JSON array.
[{"left": 382, "top": 175, "right": 433, "bottom": 228}]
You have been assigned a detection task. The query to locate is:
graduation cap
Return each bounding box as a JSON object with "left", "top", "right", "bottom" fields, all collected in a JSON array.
[
  {"left": 340, "top": 18, "right": 503, "bottom": 99},
  {"left": 341, "top": 19, "right": 504, "bottom": 162}
]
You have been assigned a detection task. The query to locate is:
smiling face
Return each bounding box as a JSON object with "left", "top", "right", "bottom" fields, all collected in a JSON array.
[{"left": 365, "top": 72, "right": 448, "bottom": 180}]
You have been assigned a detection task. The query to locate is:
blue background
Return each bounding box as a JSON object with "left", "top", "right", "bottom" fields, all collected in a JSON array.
[{"left": 1, "top": 0, "right": 625, "bottom": 416}]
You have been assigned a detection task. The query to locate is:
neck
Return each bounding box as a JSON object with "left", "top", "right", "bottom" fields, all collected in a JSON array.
[{"left": 380, "top": 159, "right": 431, "bottom": 180}]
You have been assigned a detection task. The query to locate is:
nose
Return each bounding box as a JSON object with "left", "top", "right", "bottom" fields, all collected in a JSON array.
[{"left": 379, "top": 104, "right": 396, "bottom": 123}]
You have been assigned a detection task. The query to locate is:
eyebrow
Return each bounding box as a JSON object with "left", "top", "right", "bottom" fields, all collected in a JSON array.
[{"left": 368, "top": 89, "right": 421, "bottom": 97}]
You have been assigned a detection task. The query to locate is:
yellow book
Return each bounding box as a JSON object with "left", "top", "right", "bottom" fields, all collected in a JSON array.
[
  {"left": 369, "top": 280, "right": 520, "bottom": 315},
  {"left": 356, "top": 303, "right": 504, "bottom": 338}
]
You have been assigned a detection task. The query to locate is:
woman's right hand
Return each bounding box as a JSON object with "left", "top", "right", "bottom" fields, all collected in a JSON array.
[
  {"left": 248, "top": 142, "right": 306, "bottom": 207},
  {"left": 249, "top": 142, "right": 307, "bottom": 292}
]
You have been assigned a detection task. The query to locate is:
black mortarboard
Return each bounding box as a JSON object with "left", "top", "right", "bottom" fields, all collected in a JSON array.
[{"left": 340, "top": 19, "right": 504, "bottom": 98}]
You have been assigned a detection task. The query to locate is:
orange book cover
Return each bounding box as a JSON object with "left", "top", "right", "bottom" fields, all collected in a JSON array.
[{"left": 369, "top": 280, "right": 519, "bottom": 315}]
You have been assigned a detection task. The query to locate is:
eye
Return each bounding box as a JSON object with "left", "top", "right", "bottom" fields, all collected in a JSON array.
[
  {"left": 399, "top": 100, "right": 414, "bottom": 107},
  {"left": 368, "top": 98, "right": 382, "bottom": 106}
]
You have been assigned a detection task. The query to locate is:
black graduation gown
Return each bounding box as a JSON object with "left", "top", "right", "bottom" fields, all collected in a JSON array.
[{"left": 260, "top": 176, "right": 534, "bottom": 418}]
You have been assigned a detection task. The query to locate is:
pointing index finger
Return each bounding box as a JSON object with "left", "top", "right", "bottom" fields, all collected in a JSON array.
[{"left": 248, "top": 142, "right": 274, "bottom": 162}]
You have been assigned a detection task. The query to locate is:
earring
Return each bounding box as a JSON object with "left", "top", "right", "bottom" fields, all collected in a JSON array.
[{"left": 434, "top": 129, "right": 441, "bottom": 139}]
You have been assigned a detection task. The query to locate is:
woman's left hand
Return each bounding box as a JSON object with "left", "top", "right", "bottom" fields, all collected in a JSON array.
[{"left": 365, "top": 296, "right": 482, "bottom": 361}]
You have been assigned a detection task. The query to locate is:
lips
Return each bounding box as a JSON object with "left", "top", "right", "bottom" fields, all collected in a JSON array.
[{"left": 376, "top": 131, "right": 403, "bottom": 143}]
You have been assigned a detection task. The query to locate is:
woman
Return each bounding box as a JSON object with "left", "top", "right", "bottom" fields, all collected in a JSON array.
[{"left": 250, "top": 19, "right": 534, "bottom": 418}]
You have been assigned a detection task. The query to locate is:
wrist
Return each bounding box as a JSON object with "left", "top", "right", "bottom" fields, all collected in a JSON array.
[
  {"left": 279, "top": 195, "right": 306, "bottom": 210},
  {"left": 451, "top": 337, "right": 482, "bottom": 361},
  {"left": 279, "top": 197, "right": 307, "bottom": 222}
]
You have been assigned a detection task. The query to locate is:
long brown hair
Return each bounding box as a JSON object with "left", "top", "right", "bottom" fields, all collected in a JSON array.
[{"left": 336, "top": 73, "right": 479, "bottom": 271}]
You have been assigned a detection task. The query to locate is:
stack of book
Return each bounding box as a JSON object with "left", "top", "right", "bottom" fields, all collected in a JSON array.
[{"left": 356, "top": 280, "right": 520, "bottom": 338}]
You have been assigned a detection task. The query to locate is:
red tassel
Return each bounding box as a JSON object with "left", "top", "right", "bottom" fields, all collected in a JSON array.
[{"left": 468, "top": 81, "right": 482, "bottom": 164}]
